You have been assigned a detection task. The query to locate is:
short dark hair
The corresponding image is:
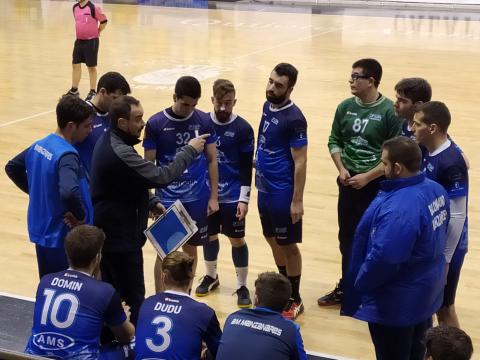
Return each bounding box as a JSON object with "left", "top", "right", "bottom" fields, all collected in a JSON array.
[
  {"left": 56, "top": 95, "right": 94, "bottom": 129},
  {"left": 65, "top": 225, "right": 105, "bottom": 268},
  {"left": 416, "top": 101, "right": 451, "bottom": 134},
  {"left": 352, "top": 58, "right": 382, "bottom": 87},
  {"left": 213, "top": 79, "right": 235, "bottom": 99},
  {"left": 395, "top": 78, "right": 432, "bottom": 103},
  {"left": 109, "top": 95, "right": 140, "bottom": 128},
  {"left": 97, "top": 72, "right": 131, "bottom": 95},
  {"left": 175, "top": 76, "right": 201, "bottom": 99},
  {"left": 254, "top": 272, "right": 292, "bottom": 313},
  {"left": 383, "top": 136, "right": 422, "bottom": 173},
  {"left": 425, "top": 326, "right": 473, "bottom": 360},
  {"left": 273, "top": 63, "right": 298, "bottom": 88},
  {"left": 162, "top": 251, "right": 195, "bottom": 288}
]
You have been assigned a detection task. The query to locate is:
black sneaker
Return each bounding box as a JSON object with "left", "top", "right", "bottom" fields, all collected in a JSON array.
[
  {"left": 234, "top": 286, "right": 252, "bottom": 308},
  {"left": 65, "top": 88, "right": 79, "bottom": 96},
  {"left": 85, "top": 89, "right": 96, "bottom": 102},
  {"left": 317, "top": 283, "right": 343, "bottom": 306},
  {"left": 195, "top": 275, "right": 219, "bottom": 297}
]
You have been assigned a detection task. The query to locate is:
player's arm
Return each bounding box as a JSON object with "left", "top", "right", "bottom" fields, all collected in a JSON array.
[
  {"left": 328, "top": 106, "right": 350, "bottom": 184},
  {"left": 237, "top": 127, "right": 254, "bottom": 220},
  {"left": 105, "top": 291, "right": 135, "bottom": 344},
  {"left": 293, "top": 323, "right": 308, "bottom": 360},
  {"left": 110, "top": 319, "right": 135, "bottom": 344},
  {"left": 144, "top": 149, "right": 156, "bottom": 163},
  {"left": 5, "top": 148, "right": 29, "bottom": 194},
  {"left": 445, "top": 196, "right": 467, "bottom": 263},
  {"left": 203, "top": 312, "right": 222, "bottom": 357},
  {"left": 290, "top": 145, "right": 307, "bottom": 224},
  {"left": 346, "top": 162, "right": 384, "bottom": 190},
  {"left": 205, "top": 142, "right": 219, "bottom": 215},
  {"left": 58, "top": 153, "right": 86, "bottom": 226}
]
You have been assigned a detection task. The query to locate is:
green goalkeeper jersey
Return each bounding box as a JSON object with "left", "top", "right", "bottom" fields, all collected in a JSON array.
[{"left": 328, "top": 95, "right": 401, "bottom": 173}]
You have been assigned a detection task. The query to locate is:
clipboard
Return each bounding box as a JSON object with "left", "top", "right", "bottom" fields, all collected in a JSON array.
[{"left": 144, "top": 200, "right": 198, "bottom": 259}]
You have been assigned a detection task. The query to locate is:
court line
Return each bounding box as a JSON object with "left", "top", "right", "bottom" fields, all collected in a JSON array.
[
  {"left": 1, "top": 17, "right": 371, "bottom": 129},
  {"left": 0, "top": 110, "right": 54, "bottom": 129},
  {"left": 0, "top": 291, "right": 356, "bottom": 360},
  {"left": 0, "top": 291, "right": 35, "bottom": 302},
  {"left": 232, "top": 18, "right": 374, "bottom": 61},
  {"left": 307, "top": 349, "right": 356, "bottom": 360}
]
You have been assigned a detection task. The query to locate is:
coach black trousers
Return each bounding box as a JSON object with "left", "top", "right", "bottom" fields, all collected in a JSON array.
[
  {"left": 368, "top": 318, "right": 432, "bottom": 360},
  {"left": 337, "top": 174, "right": 383, "bottom": 288},
  {"left": 100, "top": 249, "right": 145, "bottom": 325}
]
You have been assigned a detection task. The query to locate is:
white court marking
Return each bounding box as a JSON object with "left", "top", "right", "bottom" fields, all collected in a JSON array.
[{"left": 0, "top": 110, "right": 55, "bottom": 129}]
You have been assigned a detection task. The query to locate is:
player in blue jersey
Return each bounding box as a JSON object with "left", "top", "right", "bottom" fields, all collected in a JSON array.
[
  {"left": 5, "top": 96, "right": 94, "bottom": 278},
  {"left": 25, "top": 225, "right": 134, "bottom": 360},
  {"left": 394, "top": 77, "right": 432, "bottom": 140},
  {"left": 195, "top": 79, "right": 254, "bottom": 308},
  {"left": 216, "top": 272, "right": 307, "bottom": 360},
  {"left": 135, "top": 251, "right": 222, "bottom": 360},
  {"left": 412, "top": 101, "right": 469, "bottom": 328},
  {"left": 74, "top": 71, "right": 130, "bottom": 174},
  {"left": 255, "top": 63, "right": 307, "bottom": 320},
  {"left": 144, "top": 76, "right": 219, "bottom": 293}
]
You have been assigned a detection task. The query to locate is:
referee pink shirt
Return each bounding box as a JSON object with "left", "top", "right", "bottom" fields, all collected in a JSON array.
[{"left": 73, "top": 1, "right": 107, "bottom": 40}]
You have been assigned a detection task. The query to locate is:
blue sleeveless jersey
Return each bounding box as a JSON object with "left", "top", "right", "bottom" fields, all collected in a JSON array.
[
  {"left": 255, "top": 101, "right": 307, "bottom": 194},
  {"left": 210, "top": 112, "right": 254, "bottom": 203},
  {"left": 135, "top": 291, "right": 222, "bottom": 360},
  {"left": 25, "top": 134, "right": 93, "bottom": 248},
  {"left": 74, "top": 104, "right": 110, "bottom": 175},
  {"left": 25, "top": 270, "right": 126, "bottom": 360},
  {"left": 422, "top": 139, "right": 468, "bottom": 250},
  {"left": 143, "top": 109, "right": 216, "bottom": 202}
]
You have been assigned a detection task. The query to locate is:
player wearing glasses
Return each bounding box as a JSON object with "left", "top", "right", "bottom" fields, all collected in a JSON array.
[{"left": 319, "top": 58, "right": 401, "bottom": 306}]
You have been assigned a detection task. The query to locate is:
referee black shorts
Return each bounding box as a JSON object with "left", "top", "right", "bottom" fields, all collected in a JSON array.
[{"left": 72, "top": 38, "right": 99, "bottom": 67}]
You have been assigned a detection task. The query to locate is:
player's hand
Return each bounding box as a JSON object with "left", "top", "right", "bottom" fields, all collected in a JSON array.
[
  {"left": 346, "top": 173, "right": 370, "bottom": 189},
  {"left": 207, "top": 197, "right": 219, "bottom": 216},
  {"left": 236, "top": 202, "right": 248, "bottom": 220},
  {"left": 150, "top": 202, "right": 166, "bottom": 219},
  {"left": 290, "top": 200, "right": 304, "bottom": 224},
  {"left": 187, "top": 133, "right": 210, "bottom": 154},
  {"left": 63, "top": 212, "right": 85, "bottom": 228},
  {"left": 338, "top": 167, "right": 351, "bottom": 186}
]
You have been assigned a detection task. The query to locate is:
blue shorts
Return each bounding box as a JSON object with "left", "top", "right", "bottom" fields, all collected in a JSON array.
[
  {"left": 163, "top": 197, "right": 209, "bottom": 246},
  {"left": 257, "top": 191, "right": 302, "bottom": 245},
  {"left": 208, "top": 202, "right": 245, "bottom": 238},
  {"left": 442, "top": 244, "right": 467, "bottom": 307}
]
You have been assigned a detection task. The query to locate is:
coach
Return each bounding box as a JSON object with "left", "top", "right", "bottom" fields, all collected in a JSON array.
[
  {"left": 341, "top": 136, "right": 450, "bottom": 360},
  {"left": 91, "top": 95, "right": 208, "bottom": 324}
]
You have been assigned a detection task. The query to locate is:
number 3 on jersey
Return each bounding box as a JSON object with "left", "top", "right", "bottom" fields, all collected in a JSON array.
[
  {"left": 352, "top": 118, "right": 369, "bottom": 133},
  {"left": 40, "top": 289, "right": 79, "bottom": 329},
  {"left": 146, "top": 315, "right": 173, "bottom": 353}
]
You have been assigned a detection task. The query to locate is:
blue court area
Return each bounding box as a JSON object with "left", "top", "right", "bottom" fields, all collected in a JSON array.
[{"left": 0, "top": 294, "right": 342, "bottom": 360}]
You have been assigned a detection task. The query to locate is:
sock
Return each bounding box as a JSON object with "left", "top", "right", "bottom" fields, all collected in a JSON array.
[
  {"left": 203, "top": 238, "right": 219, "bottom": 279},
  {"left": 277, "top": 265, "right": 287, "bottom": 278},
  {"left": 288, "top": 275, "right": 302, "bottom": 303},
  {"left": 70, "top": 87, "right": 78, "bottom": 92},
  {"left": 232, "top": 244, "right": 248, "bottom": 288},
  {"left": 90, "top": 89, "right": 96, "bottom": 93}
]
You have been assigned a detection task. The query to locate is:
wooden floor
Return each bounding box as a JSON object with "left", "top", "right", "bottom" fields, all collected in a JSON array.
[{"left": 1, "top": 1, "right": 479, "bottom": 358}]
